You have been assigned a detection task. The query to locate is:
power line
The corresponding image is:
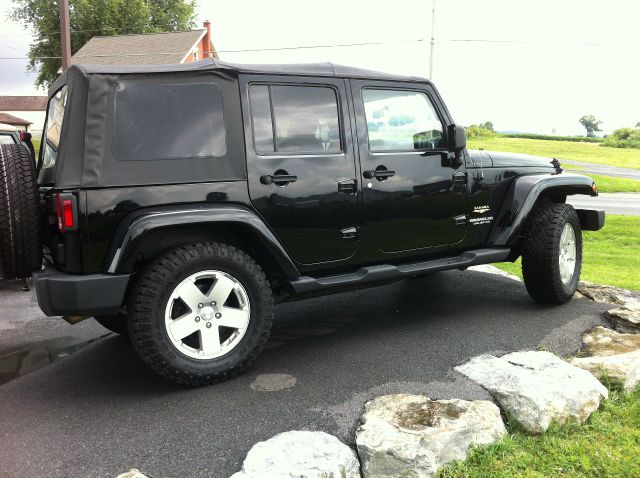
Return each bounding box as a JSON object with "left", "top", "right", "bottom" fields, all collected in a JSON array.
[
  {"left": 440, "top": 38, "right": 601, "bottom": 46},
  {"left": 0, "top": 38, "right": 427, "bottom": 60}
]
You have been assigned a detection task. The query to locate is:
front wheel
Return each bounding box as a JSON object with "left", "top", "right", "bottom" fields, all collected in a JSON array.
[
  {"left": 521, "top": 203, "right": 582, "bottom": 304},
  {"left": 127, "top": 242, "right": 274, "bottom": 386}
]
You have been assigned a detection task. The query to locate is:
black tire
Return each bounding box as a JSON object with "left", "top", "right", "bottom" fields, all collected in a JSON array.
[
  {"left": 521, "top": 202, "right": 582, "bottom": 304},
  {"left": 94, "top": 314, "right": 129, "bottom": 336},
  {"left": 0, "top": 144, "right": 42, "bottom": 280},
  {"left": 127, "top": 242, "right": 274, "bottom": 386}
]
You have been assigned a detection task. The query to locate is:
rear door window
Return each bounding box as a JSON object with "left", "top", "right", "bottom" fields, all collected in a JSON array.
[
  {"left": 42, "top": 85, "right": 68, "bottom": 169},
  {"left": 248, "top": 84, "right": 342, "bottom": 154},
  {"left": 112, "top": 81, "right": 226, "bottom": 161}
]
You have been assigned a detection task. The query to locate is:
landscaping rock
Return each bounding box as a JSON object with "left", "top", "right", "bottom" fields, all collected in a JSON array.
[
  {"left": 455, "top": 351, "right": 608, "bottom": 434},
  {"left": 604, "top": 307, "right": 640, "bottom": 334},
  {"left": 571, "top": 352, "right": 640, "bottom": 391},
  {"left": 580, "top": 326, "right": 640, "bottom": 356},
  {"left": 116, "top": 471, "right": 149, "bottom": 478},
  {"left": 569, "top": 326, "right": 640, "bottom": 390},
  {"left": 230, "top": 430, "right": 360, "bottom": 478},
  {"left": 355, "top": 394, "right": 506, "bottom": 478},
  {"left": 577, "top": 281, "right": 640, "bottom": 307}
]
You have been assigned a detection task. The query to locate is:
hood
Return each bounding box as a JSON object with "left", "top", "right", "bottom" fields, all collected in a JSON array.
[{"left": 482, "top": 150, "right": 557, "bottom": 169}]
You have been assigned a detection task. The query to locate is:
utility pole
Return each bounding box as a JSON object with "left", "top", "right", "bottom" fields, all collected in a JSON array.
[
  {"left": 429, "top": 0, "right": 436, "bottom": 80},
  {"left": 58, "top": 0, "right": 71, "bottom": 71}
]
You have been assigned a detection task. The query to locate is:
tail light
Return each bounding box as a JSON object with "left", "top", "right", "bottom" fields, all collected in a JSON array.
[{"left": 55, "top": 192, "right": 78, "bottom": 232}]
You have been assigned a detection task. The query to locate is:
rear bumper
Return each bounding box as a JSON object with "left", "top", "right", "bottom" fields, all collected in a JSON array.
[
  {"left": 576, "top": 208, "right": 605, "bottom": 231},
  {"left": 33, "top": 265, "right": 131, "bottom": 317}
]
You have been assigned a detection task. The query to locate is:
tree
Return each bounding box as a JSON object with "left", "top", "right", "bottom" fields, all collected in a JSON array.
[
  {"left": 479, "top": 121, "right": 494, "bottom": 132},
  {"left": 579, "top": 114, "right": 602, "bottom": 137},
  {"left": 10, "top": 0, "right": 196, "bottom": 89},
  {"left": 635, "top": 121, "right": 640, "bottom": 128}
]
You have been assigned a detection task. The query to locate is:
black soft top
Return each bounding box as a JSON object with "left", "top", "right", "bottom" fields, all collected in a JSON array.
[
  {"left": 43, "top": 60, "right": 430, "bottom": 188},
  {"left": 50, "top": 59, "right": 428, "bottom": 94}
]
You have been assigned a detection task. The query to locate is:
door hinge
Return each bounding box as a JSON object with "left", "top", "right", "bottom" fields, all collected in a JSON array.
[{"left": 340, "top": 226, "right": 359, "bottom": 240}]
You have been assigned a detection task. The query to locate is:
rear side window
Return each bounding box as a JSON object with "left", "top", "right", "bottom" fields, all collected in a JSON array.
[
  {"left": 113, "top": 81, "right": 226, "bottom": 161},
  {"left": 362, "top": 89, "right": 444, "bottom": 151},
  {"left": 42, "top": 85, "right": 68, "bottom": 169},
  {"left": 249, "top": 84, "right": 341, "bottom": 154}
]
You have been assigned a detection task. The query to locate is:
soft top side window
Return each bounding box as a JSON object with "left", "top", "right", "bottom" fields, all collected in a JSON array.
[
  {"left": 362, "top": 88, "right": 444, "bottom": 152},
  {"left": 112, "top": 81, "right": 226, "bottom": 161},
  {"left": 249, "top": 83, "right": 342, "bottom": 155},
  {"left": 42, "top": 84, "right": 69, "bottom": 169}
]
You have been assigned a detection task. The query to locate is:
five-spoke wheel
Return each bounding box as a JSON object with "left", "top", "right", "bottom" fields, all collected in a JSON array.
[{"left": 165, "top": 270, "right": 251, "bottom": 359}]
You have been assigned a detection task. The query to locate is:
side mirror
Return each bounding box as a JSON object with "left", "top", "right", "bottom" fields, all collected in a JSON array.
[{"left": 447, "top": 124, "right": 466, "bottom": 153}]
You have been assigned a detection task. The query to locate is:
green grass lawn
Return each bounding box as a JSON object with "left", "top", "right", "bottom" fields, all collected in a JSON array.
[
  {"left": 587, "top": 174, "right": 640, "bottom": 193},
  {"left": 495, "top": 215, "right": 640, "bottom": 291},
  {"left": 473, "top": 136, "right": 640, "bottom": 170},
  {"left": 438, "top": 387, "right": 640, "bottom": 478}
]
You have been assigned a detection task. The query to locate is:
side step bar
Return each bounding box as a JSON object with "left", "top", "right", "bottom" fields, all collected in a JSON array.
[{"left": 289, "top": 248, "right": 511, "bottom": 294}]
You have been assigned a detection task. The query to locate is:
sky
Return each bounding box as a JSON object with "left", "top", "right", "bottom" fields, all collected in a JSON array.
[{"left": 1, "top": 0, "right": 638, "bottom": 135}]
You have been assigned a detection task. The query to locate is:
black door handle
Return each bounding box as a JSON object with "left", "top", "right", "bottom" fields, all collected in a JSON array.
[
  {"left": 363, "top": 166, "right": 395, "bottom": 181},
  {"left": 260, "top": 170, "right": 298, "bottom": 186}
]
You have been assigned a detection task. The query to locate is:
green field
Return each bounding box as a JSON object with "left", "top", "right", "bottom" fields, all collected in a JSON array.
[
  {"left": 473, "top": 136, "right": 640, "bottom": 170},
  {"left": 587, "top": 174, "right": 640, "bottom": 193},
  {"left": 438, "top": 387, "right": 640, "bottom": 478},
  {"left": 496, "top": 215, "right": 640, "bottom": 291}
]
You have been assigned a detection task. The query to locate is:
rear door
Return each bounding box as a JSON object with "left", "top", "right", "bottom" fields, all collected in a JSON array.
[
  {"left": 240, "top": 75, "right": 359, "bottom": 265},
  {"left": 350, "top": 80, "right": 468, "bottom": 253}
]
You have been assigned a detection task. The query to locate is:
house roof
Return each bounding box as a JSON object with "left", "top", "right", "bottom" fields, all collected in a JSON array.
[
  {"left": 0, "top": 112, "right": 32, "bottom": 126},
  {"left": 0, "top": 96, "right": 48, "bottom": 111},
  {"left": 71, "top": 29, "right": 208, "bottom": 65}
]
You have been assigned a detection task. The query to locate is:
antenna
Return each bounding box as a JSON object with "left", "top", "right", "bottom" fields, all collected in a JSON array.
[{"left": 429, "top": 0, "right": 436, "bottom": 80}]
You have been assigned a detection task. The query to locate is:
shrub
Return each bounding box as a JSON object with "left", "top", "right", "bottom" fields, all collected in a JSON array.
[
  {"left": 465, "top": 125, "right": 496, "bottom": 139},
  {"left": 602, "top": 128, "right": 640, "bottom": 149},
  {"left": 501, "top": 133, "right": 603, "bottom": 143}
]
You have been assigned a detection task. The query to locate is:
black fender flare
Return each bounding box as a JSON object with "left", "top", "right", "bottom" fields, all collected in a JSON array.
[
  {"left": 487, "top": 173, "right": 597, "bottom": 246},
  {"left": 105, "top": 204, "right": 299, "bottom": 278}
]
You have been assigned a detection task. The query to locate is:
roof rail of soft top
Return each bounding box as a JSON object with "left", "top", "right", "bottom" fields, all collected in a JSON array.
[{"left": 66, "top": 58, "right": 430, "bottom": 83}]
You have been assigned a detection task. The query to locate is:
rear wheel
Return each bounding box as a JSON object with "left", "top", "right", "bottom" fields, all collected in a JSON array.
[
  {"left": 0, "top": 144, "right": 42, "bottom": 279},
  {"left": 521, "top": 202, "right": 582, "bottom": 304},
  {"left": 127, "top": 242, "right": 274, "bottom": 386}
]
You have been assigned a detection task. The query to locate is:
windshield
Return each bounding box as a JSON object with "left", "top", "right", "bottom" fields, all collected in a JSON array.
[{"left": 41, "top": 85, "right": 68, "bottom": 169}]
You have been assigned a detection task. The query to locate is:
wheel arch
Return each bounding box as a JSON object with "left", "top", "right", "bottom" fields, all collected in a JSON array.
[
  {"left": 105, "top": 205, "right": 299, "bottom": 284},
  {"left": 487, "top": 172, "right": 598, "bottom": 248}
]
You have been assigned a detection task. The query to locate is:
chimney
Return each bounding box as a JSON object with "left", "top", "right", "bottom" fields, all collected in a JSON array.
[{"left": 203, "top": 20, "right": 212, "bottom": 58}]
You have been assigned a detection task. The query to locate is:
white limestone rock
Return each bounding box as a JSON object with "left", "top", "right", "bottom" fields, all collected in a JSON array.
[
  {"left": 577, "top": 281, "right": 640, "bottom": 306},
  {"left": 604, "top": 307, "right": 640, "bottom": 334},
  {"left": 230, "top": 430, "right": 360, "bottom": 478},
  {"left": 355, "top": 394, "right": 506, "bottom": 478},
  {"left": 571, "top": 351, "right": 640, "bottom": 391},
  {"left": 455, "top": 351, "right": 608, "bottom": 434},
  {"left": 570, "top": 326, "right": 640, "bottom": 390}
]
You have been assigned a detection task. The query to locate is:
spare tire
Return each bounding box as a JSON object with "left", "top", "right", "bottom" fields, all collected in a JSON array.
[{"left": 0, "top": 143, "right": 42, "bottom": 279}]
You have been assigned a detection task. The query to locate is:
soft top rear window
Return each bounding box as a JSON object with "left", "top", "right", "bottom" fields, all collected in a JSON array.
[
  {"left": 42, "top": 85, "right": 68, "bottom": 169},
  {"left": 112, "top": 81, "right": 226, "bottom": 161}
]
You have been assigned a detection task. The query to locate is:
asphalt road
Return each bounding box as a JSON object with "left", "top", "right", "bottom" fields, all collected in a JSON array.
[
  {"left": 561, "top": 159, "right": 640, "bottom": 180},
  {"left": 567, "top": 192, "right": 640, "bottom": 216},
  {"left": 0, "top": 270, "right": 610, "bottom": 478}
]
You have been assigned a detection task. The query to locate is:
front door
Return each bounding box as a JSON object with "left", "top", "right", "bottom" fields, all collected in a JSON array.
[
  {"left": 241, "top": 76, "right": 359, "bottom": 265},
  {"left": 351, "top": 80, "right": 467, "bottom": 253}
]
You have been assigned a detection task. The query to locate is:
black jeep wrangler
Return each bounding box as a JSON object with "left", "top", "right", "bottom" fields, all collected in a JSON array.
[{"left": 0, "top": 59, "right": 604, "bottom": 385}]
